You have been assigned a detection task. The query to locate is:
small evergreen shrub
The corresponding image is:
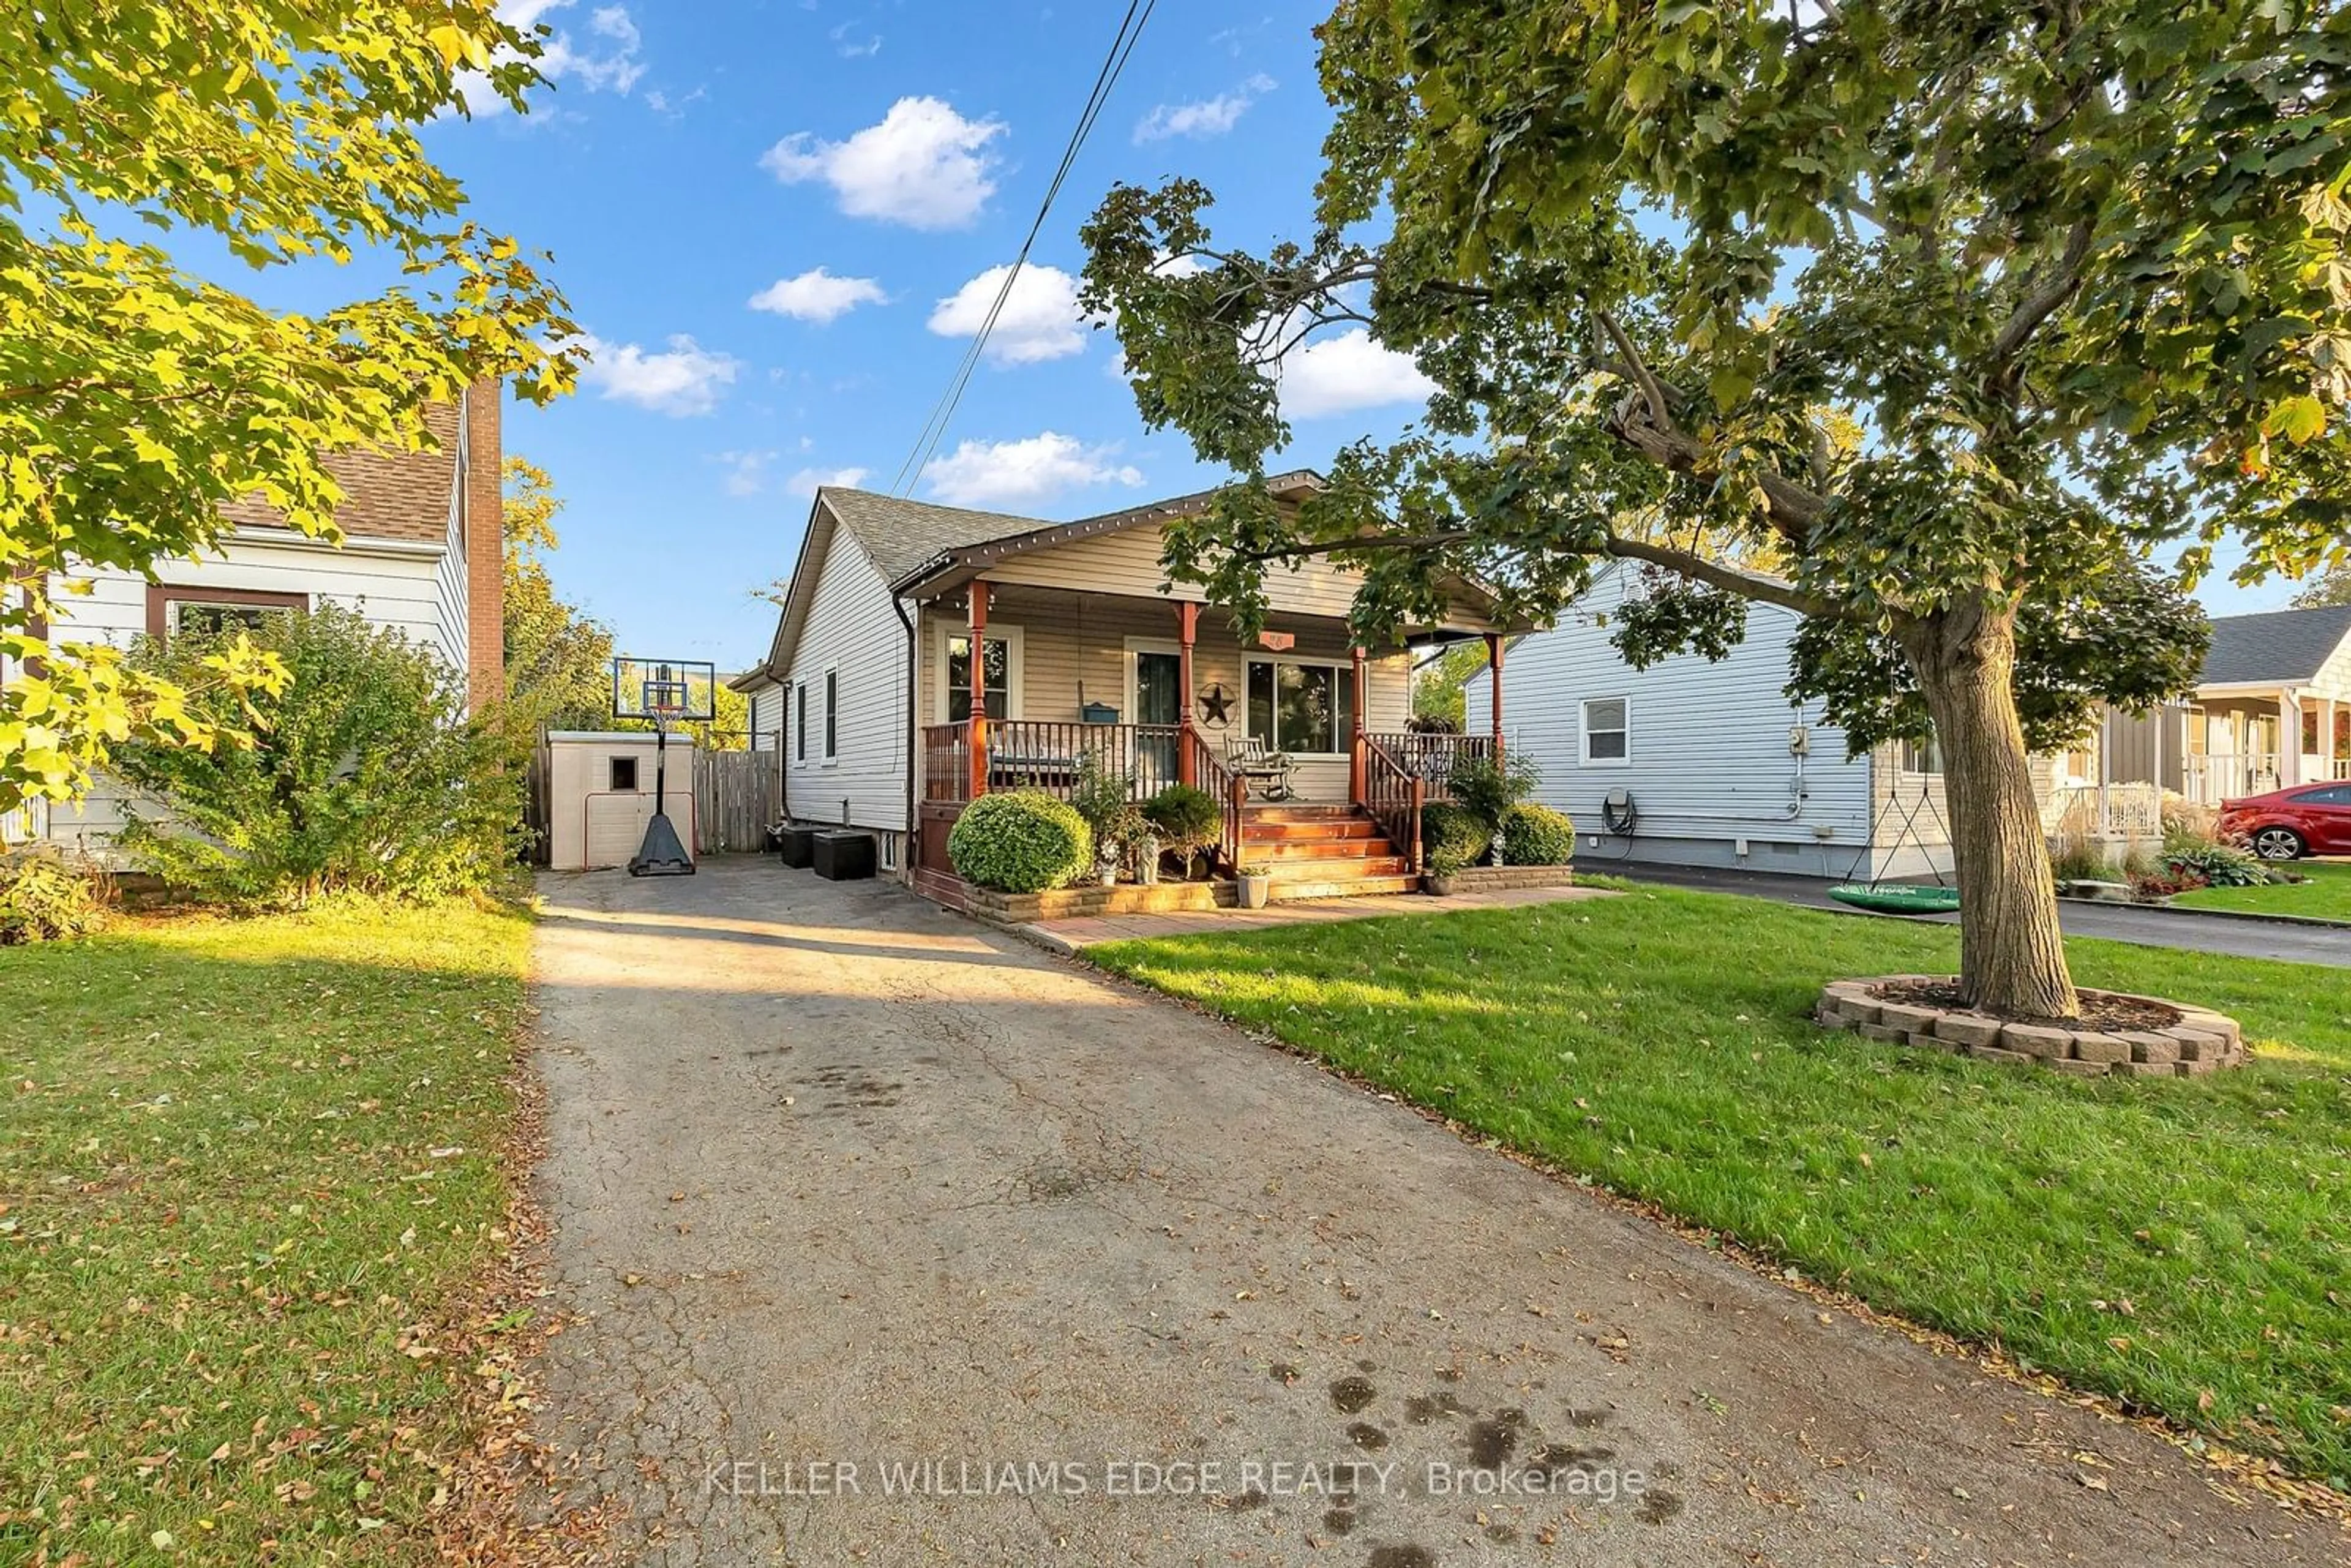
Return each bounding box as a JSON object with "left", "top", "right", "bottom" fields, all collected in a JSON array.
[
  {"left": 1420, "top": 801, "right": 1493, "bottom": 876},
  {"left": 948, "top": 791, "right": 1093, "bottom": 893},
  {"left": 1499, "top": 802, "right": 1576, "bottom": 865},
  {"left": 0, "top": 850, "right": 111, "bottom": 943},
  {"left": 1142, "top": 784, "right": 1220, "bottom": 854}
]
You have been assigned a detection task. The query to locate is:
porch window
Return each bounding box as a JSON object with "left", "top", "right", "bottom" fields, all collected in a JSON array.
[
  {"left": 944, "top": 632, "right": 1014, "bottom": 722},
  {"left": 1899, "top": 732, "right": 1943, "bottom": 775},
  {"left": 146, "top": 585, "right": 307, "bottom": 639},
  {"left": 1580, "top": 697, "right": 1630, "bottom": 765},
  {"left": 1246, "top": 658, "right": 1354, "bottom": 756}
]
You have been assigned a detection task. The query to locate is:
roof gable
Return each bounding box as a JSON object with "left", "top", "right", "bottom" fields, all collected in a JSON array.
[{"left": 2200, "top": 604, "right": 2351, "bottom": 685}]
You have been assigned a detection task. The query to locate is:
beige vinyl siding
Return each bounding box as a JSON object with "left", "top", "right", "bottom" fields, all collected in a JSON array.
[
  {"left": 920, "top": 584, "right": 1409, "bottom": 804},
  {"left": 973, "top": 525, "right": 1491, "bottom": 628},
  {"left": 779, "top": 524, "right": 910, "bottom": 831}
]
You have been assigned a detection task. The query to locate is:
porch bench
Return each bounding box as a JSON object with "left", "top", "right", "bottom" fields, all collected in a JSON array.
[{"left": 988, "top": 752, "right": 1080, "bottom": 789}]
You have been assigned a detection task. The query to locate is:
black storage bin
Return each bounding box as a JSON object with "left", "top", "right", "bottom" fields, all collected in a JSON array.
[
  {"left": 778, "top": 825, "right": 818, "bottom": 868},
  {"left": 813, "top": 831, "right": 876, "bottom": 881}
]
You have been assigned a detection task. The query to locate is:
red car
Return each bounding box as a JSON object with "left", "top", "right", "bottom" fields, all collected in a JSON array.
[{"left": 2218, "top": 782, "right": 2351, "bottom": 860}]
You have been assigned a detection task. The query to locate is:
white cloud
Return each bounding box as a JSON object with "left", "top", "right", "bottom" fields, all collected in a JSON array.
[
  {"left": 576, "top": 333, "right": 741, "bottom": 417},
  {"left": 761, "top": 97, "right": 1005, "bottom": 230},
  {"left": 922, "top": 432, "right": 1143, "bottom": 509},
  {"left": 1275, "top": 327, "right": 1436, "bottom": 420},
  {"left": 453, "top": 0, "right": 647, "bottom": 116},
  {"left": 786, "top": 465, "right": 872, "bottom": 497},
  {"left": 719, "top": 450, "right": 778, "bottom": 497},
  {"left": 926, "top": 264, "right": 1098, "bottom": 365},
  {"left": 748, "top": 268, "right": 888, "bottom": 324},
  {"left": 1134, "top": 74, "right": 1273, "bottom": 143},
  {"left": 829, "top": 20, "right": 883, "bottom": 58}
]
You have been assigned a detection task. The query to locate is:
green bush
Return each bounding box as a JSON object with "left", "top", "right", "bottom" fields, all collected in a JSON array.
[
  {"left": 1447, "top": 748, "right": 1540, "bottom": 830},
  {"left": 948, "top": 791, "right": 1093, "bottom": 893},
  {"left": 112, "top": 604, "right": 525, "bottom": 906},
  {"left": 1420, "top": 800, "right": 1493, "bottom": 876},
  {"left": 1499, "top": 802, "right": 1576, "bottom": 865},
  {"left": 1142, "top": 784, "right": 1221, "bottom": 853},
  {"left": 0, "top": 850, "right": 111, "bottom": 943}
]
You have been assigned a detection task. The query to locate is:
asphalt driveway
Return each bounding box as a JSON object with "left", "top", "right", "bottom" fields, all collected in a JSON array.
[{"left": 525, "top": 858, "right": 2341, "bottom": 1566}]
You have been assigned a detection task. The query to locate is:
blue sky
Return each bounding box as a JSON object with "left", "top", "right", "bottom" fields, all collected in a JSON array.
[
  {"left": 399, "top": 0, "right": 2290, "bottom": 676},
  {"left": 408, "top": 0, "right": 1433, "bottom": 674}
]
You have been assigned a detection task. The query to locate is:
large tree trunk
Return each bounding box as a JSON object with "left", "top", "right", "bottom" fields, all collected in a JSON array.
[{"left": 1901, "top": 604, "right": 2080, "bottom": 1020}]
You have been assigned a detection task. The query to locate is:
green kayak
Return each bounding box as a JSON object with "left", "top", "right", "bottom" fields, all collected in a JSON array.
[{"left": 1828, "top": 883, "right": 1961, "bottom": 916}]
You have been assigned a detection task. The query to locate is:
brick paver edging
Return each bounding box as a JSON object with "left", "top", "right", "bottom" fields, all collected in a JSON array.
[{"left": 1815, "top": 975, "right": 2248, "bottom": 1079}]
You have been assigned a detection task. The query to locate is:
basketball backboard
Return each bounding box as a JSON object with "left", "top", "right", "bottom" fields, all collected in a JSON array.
[{"left": 611, "top": 656, "right": 718, "bottom": 723}]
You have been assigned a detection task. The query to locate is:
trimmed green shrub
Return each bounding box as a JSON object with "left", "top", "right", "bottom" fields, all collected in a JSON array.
[
  {"left": 1420, "top": 800, "right": 1493, "bottom": 876},
  {"left": 0, "top": 850, "right": 111, "bottom": 943},
  {"left": 1500, "top": 802, "right": 1576, "bottom": 865},
  {"left": 113, "top": 604, "right": 525, "bottom": 906},
  {"left": 948, "top": 791, "right": 1093, "bottom": 893},
  {"left": 2164, "top": 839, "right": 2273, "bottom": 888},
  {"left": 1142, "top": 784, "right": 1220, "bottom": 854}
]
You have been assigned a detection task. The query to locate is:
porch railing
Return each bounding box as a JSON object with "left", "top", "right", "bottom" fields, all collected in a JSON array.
[
  {"left": 921, "top": 721, "right": 1190, "bottom": 805},
  {"left": 2182, "top": 752, "right": 2282, "bottom": 806},
  {"left": 1360, "top": 733, "right": 1426, "bottom": 875},
  {"left": 1366, "top": 731, "right": 1494, "bottom": 807},
  {"left": 1189, "top": 730, "right": 1245, "bottom": 875}
]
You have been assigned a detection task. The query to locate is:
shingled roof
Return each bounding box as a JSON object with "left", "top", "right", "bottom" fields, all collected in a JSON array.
[
  {"left": 815, "top": 489, "right": 1051, "bottom": 587},
  {"left": 2200, "top": 603, "right": 2351, "bottom": 685}
]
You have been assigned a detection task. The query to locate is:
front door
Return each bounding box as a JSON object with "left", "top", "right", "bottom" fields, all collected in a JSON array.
[{"left": 1134, "top": 648, "right": 1183, "bottom": 792}]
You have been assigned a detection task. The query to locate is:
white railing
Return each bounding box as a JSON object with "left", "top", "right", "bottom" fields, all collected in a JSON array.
[{"left": 2181, "top": 753, "right": 2281, "bottom": 805}]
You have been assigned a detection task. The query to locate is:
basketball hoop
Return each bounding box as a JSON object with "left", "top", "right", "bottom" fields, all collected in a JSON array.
[{"left": 609, "top": 656, "right": 716, "bottom": 877}]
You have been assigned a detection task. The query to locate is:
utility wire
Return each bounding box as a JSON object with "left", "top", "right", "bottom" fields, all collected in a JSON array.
[{"left": 889, "top": 0, "right": 1157, "bottom": 497}]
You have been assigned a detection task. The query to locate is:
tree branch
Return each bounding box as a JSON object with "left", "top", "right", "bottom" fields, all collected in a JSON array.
[
  {"left": 1984, "top": 219, "right": 2094, "bottom": 389},
  {"left": 1594, "top": 307, "right": 1674, "bottom": 434},
  {"left": 1600, "top": 533, "right": 1846, "bottom": 620}
]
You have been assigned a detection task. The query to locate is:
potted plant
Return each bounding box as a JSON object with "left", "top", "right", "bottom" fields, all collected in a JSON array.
[{"left": 1237, "top": 862, "right": 1273, "bottom": 909}]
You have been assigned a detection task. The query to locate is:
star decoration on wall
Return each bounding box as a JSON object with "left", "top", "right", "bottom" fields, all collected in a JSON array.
[{"left": 1196, "top": 683, "right": 1234, "bottom": 727}]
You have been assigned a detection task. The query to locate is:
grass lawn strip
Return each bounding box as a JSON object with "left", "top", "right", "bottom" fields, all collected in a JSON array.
[
  {"left": 0, "top": 898, "right": 533, "bottom": 1565},
  {"left": 2173, "top": 861, "right": 2351, "bottom": 924},
  {"left": 1089, "top": 882, "right": 2351, "bottom": 1488}
]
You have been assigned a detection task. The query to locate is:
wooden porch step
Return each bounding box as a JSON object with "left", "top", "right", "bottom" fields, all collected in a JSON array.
[
  {"left": 1247, "top": 817, "right": 1384, "bottom": 842},
  {"left": 1253, "top": 836, "right": 1402, "bottom": 864},
  {"left": 1245, "top": 804, "right": 1366, "bottom": 825},
  {"left": 1271, "top": 873, "right": 1423, "bottom": 901}
]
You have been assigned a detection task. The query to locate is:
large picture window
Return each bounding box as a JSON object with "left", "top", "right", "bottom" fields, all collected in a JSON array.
[
  {"left": 1246, "top": 658, "right": 1354, "bottom": 756},
  {"left": 943, "top": 631, "right": 1016, "bottom": 722}
]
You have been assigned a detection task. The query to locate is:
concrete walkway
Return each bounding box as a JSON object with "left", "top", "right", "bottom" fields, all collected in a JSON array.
[
  {"left": 1593, "top": 859, "right": 2351, "bottom": 967},
  {"left": 1026, "top": 882, "right": 1614, "bottom": 950},
  {"left": 526, "top": 860, "right": 2341, "bottom": 1566}
]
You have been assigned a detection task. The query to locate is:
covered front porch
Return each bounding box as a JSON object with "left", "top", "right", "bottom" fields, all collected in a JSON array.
[
  {"left": 909, "top": 575, "right": 1507, "bottom": 895},
  {"left": 2188, "top": 686, "right": 2351, "bottom": 803}
]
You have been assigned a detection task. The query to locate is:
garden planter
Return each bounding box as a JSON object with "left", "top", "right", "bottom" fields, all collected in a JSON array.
[
  {"left": 1237, "top": 871, "right": 1272, "bottom": 910},
  {"left": 778, "top": 825, "right": 817, "bottom": 869}
]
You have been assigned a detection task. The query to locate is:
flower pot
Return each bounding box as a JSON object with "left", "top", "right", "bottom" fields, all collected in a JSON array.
[{"left": 1238, "top": 872, "right": 1272, "bottom": 910}]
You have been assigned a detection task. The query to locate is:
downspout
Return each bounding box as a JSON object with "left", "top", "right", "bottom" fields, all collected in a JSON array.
[{"left": 894, "top": 594, "right": 917, "bottom": 869}]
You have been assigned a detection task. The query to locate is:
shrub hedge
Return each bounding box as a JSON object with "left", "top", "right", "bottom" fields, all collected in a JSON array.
[
  {"left": 1420, "top": 800, "right": 1493, "bottom": 876},
  {"left": 1500, "top": 802, "right": 1577, "bottom": 866},
  {"left": 948, "top": 791, "right": 1093, "bottom": 892},
  {"left": 0, "top": 851, "right": 111, "bottom": 943}
]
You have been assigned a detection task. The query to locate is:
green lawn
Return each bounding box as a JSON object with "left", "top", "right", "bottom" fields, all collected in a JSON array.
[
  {"left": 0, "top": 898, "right": 534, "bottom": 1565},
  {"left": 2173, "top": 860, "right": 2351, "bottom": 923},
  {"left": 1091, "top": 883, "right": 2351, "bottom": 1486}
]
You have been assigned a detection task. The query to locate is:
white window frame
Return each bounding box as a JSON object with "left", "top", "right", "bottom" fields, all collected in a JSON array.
[
  {"left": 1244, "top": 653, "right": 1355, "bottom": 759},
  {"left": 820, "top": 666, "right": 839, "bottom": 765},
  {"left": 1579, "top": 695, "right": 1631, "bottom": 768},
  {"left": 1897, "top": 732, "right": 1943, "bottom": 777},
  {"left": 934, "top": 624, "right": 1025, "bottom": 723}
]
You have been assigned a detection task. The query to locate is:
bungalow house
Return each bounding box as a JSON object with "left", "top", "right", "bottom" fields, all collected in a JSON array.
[
  {"left": 740, "top": 473, "right": 1518, "bottom": 905},
  {"left": 5, "top": 384, "right": 504, "bottom": 852},
  {"left": 1469, "top": 567, "right": 2351, "bottom": 878}
]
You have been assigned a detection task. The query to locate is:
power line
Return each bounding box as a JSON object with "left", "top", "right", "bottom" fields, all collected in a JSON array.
[{"left": 889, "top": 0, "right": 1157, "bottom": 497}]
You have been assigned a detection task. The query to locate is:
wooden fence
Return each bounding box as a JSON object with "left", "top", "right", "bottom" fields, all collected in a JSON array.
[{"left": 693, "top": 749, "right": 782, "bottom": 855}]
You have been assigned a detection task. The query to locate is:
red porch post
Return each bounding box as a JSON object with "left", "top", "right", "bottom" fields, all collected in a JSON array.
[
  {"left": 966, "top": 579, "right": 991, "bottom": 801},
  {"left": 1177, "top": 600, "right": 1199, "bottom": 786},
  {"left": 1485, "top": 632, "right": 1505, "bottom": 764},
  {"left": 1349, "top": 644, "right": 1368, "bottom": 804}
]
